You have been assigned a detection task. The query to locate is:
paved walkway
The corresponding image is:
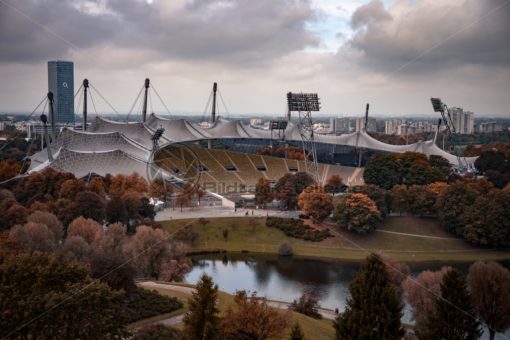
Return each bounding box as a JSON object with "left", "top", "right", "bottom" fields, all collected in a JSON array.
[
  {"left": 155, "top": 206, "right": 300, "bottom": 221},
  {"left": 376, "top": 229, "right": 459, "bottom": 240},
  {"left": 137, "top": 281, "right": 337, "bottom": 324}
]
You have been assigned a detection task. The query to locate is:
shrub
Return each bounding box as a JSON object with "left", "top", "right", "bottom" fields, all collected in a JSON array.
[
  {"left": 278, "top": 242, "right": 293, "bottom": 256},
  {"left": 119, "top": 288, "right": 183, "bottom": 324},
  {"left": 174, "top": 226, "right": 199, "bottom": 245},
  {"left": 266, "top": 217, "right": 331, "bottom": 242},
  {"left": 289, "top": 291, "right": 322, "bottom": 319},
  {"left": 133, "top": 324, "right": 181, "bottom": 340},
  {"left": 222, "top": 228, "right": 229, "bottom": 240}
]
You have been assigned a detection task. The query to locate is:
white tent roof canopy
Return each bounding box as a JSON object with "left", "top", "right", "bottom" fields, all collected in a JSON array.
[{"left": 29, "top": 114, "right": 477, "bottom": 180}]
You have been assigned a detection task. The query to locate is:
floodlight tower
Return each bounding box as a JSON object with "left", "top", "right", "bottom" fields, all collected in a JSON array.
[
  {"left": 211, "top": 82, "right": 218, "bottom": 124},
  {"left": 40, "top": 113, "right": 53, "bottom": 162},
  {"left": 430, "top": 97, "right": 465, "bottom": 170},
  {"left": 286, "top": 92, "right": 321, "bottom": 182},
  {"left": 151, "top": 127, "right": 165, "bottom": 152},
  {"left": 47, "top": 91, "right": 56, "bottom": 141},
  {"left": 83, "top": 79, "right": 89, "bottom": 131},
  {"left": 142, "top": 78, "right": 150, "bottom": 122}
]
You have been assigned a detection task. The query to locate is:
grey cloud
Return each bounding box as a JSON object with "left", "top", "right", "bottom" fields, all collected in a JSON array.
[
  {"left": 346, "top": 0, "right": 510, "bottom": 72},
  {"left": 0, "top": 0, "right": 117, "bottom": 62},
  {"left": 0, "top": 0, "right": 319, "bottom": 66},
  {"left": 350, "top": 0, "right": 391, "bottom": 29}
]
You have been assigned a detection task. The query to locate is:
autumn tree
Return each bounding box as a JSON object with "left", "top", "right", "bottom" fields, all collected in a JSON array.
[
  {"left": 275, "top": 172, "right": 315, "bottom": 210},
  {"left": 427, "top": 181, "right": 448, "bottom": 196},
  {"left": 403, "top": 266, "right": 450, "bottom": 335},
  {"left": 297, "top": 185, "right": 333, "bottom": 222},
  {"left": 333, "top": 193, "right": 381, "bottom": 234},
  {"left": 406, "top": 185, "right": 437, "bottom": 216},
  {"left": 255, "top": 177, "right": 273, "bottom": 208},
  {"left": 420, "top": 269, "right": 481, "bottom": 340},
  {"left": 73, "top": 190, "right": 106, "bottom": 223},
  {"left": 9, "top": 222, "right": 57, "bottom": 253},
  {"left": 325, "top": 174, "right": 344, "bottom": 194},
  {"left": 475, "top": 149, "right": 510, "bottom": 188},
  {"left": 0, "top": 159, "right": 21, "bottom": 182},
  {"left": 61, "top": 235, "right": 92, "bottom": 261},
  {"left": 462, "top": 189, "right": 510, "bottom": 247},
  {"left": 27, "top": 210, "right": 64, "bottom": 243},
  {"left": 468, "top": 261, "right": 510, "bottom": 340},
  {"left": 149, "top": 178, "right": 173, "bottom": 201},
  {"left": 356, "top": 184, "right": 391, "bottom": 217},
  {"left": 334, "top": 253, "right": 404, "bottom": 339},
  {"left": 0, "top": 198, "right": 28, "bottom": 231},
  {"left": 0, "top": 253, "right": 126, "bottom": 339},
  {"left": 90, "top": 251, "right": 136, "bottom": 293},
  {"left": 48, "top": 198, "right": 78, "bottom": 227},
  {"left": 124, "top": 225, "right": 190, "bottom": 281},
  {"left": 109, "top": 173, "right": 149, "bottom": 197},
  {"left": 222, "top": 290, "right": 290, "bottom": 340},
  {"left": 363, "top": 153, "right": 400, "bottom": 190},
  {"left": 289, "top": 290, "right": 322, "bottom": 319},
  {"left": 390, "top": 184, "right": 409, "bottom": 215},
  {"left": 429, "top": 155, "right": 451, "bottom": 179},
  {"left": 67, "top": 216, "right": 102, "bottom": 244},
  {"left": 58, "top": 178, "right": 86, "bottom": 200},
  {"left": 436, "top": 182, "right": 478, "bottom": 236},
  {"left": 87, "top": 176, "right": 106, "bottom": 195},
  {"left": 183, "top": 273, "right": 221, "bottom": 340}
]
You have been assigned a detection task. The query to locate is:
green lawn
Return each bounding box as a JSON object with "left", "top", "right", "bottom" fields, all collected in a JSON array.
[
  {"left": 162, "top": 216, "right": 510, "bottom": 262},
  {"left": 133, "top": 283, "right": 335, "bottom": 339}
]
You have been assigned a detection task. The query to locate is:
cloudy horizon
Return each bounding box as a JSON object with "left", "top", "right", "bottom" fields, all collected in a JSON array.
[{"left": 1, "top": 0, "right": 509, "bottom": 118}]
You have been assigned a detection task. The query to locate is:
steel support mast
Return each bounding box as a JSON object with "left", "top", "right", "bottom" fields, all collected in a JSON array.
[{"left": 287, "top": 92, "right": 321, "bottom": 183}]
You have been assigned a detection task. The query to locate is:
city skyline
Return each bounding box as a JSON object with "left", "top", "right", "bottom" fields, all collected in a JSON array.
[{"left": 0, "top": 0, "right": 509, "bottom": 117}]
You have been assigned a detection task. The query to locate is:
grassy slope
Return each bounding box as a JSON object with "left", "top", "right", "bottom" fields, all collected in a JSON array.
[
  {"left": 133, "top": 284, "right": 334, "bottom": 339},
  {"left": 162, "top": 216, "right": 510, "bottom": 262}
]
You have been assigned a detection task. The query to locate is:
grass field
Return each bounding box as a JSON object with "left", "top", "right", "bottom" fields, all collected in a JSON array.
[
  {"left": 132, "top": 283, "right": 335, "bottom": 339},
  {"left": 162, "top": 216, "right": 510, "bottom": 262}
]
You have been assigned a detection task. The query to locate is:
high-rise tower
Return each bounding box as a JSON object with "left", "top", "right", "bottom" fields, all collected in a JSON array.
[{"left": 47, "top": 61, "right": 74, "bottom": 124}]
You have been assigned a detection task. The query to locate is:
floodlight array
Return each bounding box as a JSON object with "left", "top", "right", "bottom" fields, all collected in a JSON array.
[{"left": 287, "top": 92, "right": 320, "bottom": 112}]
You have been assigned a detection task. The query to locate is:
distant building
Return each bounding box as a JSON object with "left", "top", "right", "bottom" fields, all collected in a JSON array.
[
  {"left": 250, "top": 118, "right": 263, "bottom": 126},
  {"left": 384, "top": 119, "right": 404, "bottom": 135},
  {"left": 449, "top": 107, "right": 474, "bottom": 134},
  {"left": 48, "top": 61, "right": 74, "bottom": 124},
  {"left": 330, "top": 117, "right": 351, "bottom": 133},
  {"left": 356, "top": 117, "right": 376, "bottom": 133},
  {"left": 477, "top": 122, "right": 503, "bottom": 133}
]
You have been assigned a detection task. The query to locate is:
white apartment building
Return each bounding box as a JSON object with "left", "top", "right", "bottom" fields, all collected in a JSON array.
[
  {"left": 449, "top": 107, "right": 474, "bottom": 134},
  {"left": 330, "top": 117, "right": 351, "bottom": 133},
  {"left": 477, "top": 122, "right": 503, "bottom": 133}
]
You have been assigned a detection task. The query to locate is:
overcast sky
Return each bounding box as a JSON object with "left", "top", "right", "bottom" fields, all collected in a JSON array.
[{"left": 0, "top": 0, "right": 509, "bottom": 118}]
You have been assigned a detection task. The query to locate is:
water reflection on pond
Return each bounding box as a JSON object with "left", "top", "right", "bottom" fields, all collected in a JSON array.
[{"left": 184, "top": 253, "right": 510, "bottom": 338}]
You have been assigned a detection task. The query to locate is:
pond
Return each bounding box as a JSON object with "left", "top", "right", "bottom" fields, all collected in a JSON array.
[{"left": 184, "top": 253, "right": 510, "bottom": 338}]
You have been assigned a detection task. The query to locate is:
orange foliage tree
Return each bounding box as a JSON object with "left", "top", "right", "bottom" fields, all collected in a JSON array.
[
  {"left": 297, "top": 185, "right": 333, "bottom": 222},
  {"left": 255, "top": 178, "right": 273, "bottom": 208},
  {"left": 0, "top": 159, "right": 21, "bottom": 182},
  {"left": 108, "top": 173, "right": 148, "bottom": 197},
  {"left": 333, "top": 193, "right": 381, "bottom": 234},
  {"left": 221, "top": 290, "right": 290, "bottom": 339},
  {"left": 325, "top": 174, "right": 344, "bottom": 194}
]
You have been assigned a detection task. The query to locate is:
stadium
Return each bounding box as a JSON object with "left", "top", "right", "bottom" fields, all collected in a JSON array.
[{"left": 27, "top": 84, "right": 478, "bottom": 203}]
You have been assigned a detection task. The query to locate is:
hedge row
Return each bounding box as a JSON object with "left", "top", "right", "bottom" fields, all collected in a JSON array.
[
  {"left": 120, "top": 288, "right": 183, "bottom": 324},
  {"left": 266, "top": 217, "right": 331, "bottom": 242}
]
